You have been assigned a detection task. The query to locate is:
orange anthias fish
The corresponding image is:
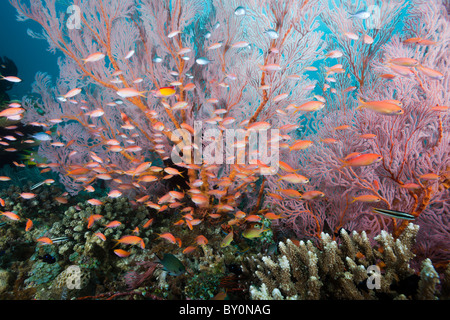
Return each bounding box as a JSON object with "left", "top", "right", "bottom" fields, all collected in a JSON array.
[
  {"left": 351, "top": 195, "right": 382, "bottom": 203},
  {"left": 114, "top": 235, "right": 145, "bottom": 249},
  {"left": 36, "top": 237, "right": 53, "bottom": 245},
  {"left": 357, "top": 98, "right": 404, "bottom": 115},
  {"left": 20, "top": 192, "right": 37, "bottom": 200},
  {"left": 25, "top": 219, "right": 33, "bottom": 231},
  {"left": 87, "top": 214, "right": 103, "bottom": 228},
  {"left": 277, "top": 173, "right": 309, "bottom": 184},
  {"left": 94, "top": 232, "right": 106, "bottom": 241},
  {"left": 195, "top": 235, "right": 208, "bottom": 245},
  {"left": 104, "top": 220, "right": 122, "bottom": 229},
  {"left": 301, "top": 190, "right": 325, "bottom": 200},
  {"left": 156, "top": 232, "right": 177, "bottom": 245},
  {"left": 1, "top": 211, "right": 20, "bottom": 221},
  {"left": 87, "top": 199, "right": 103, "bottom": 206},
  {"left": 83, "top": 52, "right": 105, "bottom": 63},
  {"left": 114, "top": 249, "right": 131, "bottom": 258},
  {"left": 295, "top": 101, "right": 325, "bottom": 113},
  {"left": 341, "top": 153, "right": 383, "bottom": 167}
]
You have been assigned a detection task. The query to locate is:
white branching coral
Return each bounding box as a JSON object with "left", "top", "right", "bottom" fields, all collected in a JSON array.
[{"left": 244, "top": 224, "right": 450, "bottom": 300}]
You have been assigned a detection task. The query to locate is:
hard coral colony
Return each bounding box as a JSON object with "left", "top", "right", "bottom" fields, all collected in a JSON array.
[{"left": 0, "top": 0, "right": 448, "bottom": 301}]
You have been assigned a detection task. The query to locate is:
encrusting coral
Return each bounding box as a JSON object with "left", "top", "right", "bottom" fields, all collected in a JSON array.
[{"left": 244, "top": 223, "right": 450, "bottom": 300}]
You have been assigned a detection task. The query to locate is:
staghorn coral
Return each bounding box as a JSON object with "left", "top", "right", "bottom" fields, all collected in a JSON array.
[{"left": 245, "top": 223, "right": 450, "bottom": 300}]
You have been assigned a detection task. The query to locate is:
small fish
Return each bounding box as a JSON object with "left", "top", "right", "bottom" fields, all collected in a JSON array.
[
  {"left": 295, "top": 101, "right": 325, "bottom": 113},
  {"left": 116, "top": 88, "right": 146, "bottom": 98},
  {"left": 63, "top": 88, "right": 82, "bottom": 99},
  {"left": 32, "top": 132, "right": 52, "bottom": 141},
  {"left": 290, "top": 140, "right": 313, "bottom": 151},
  {"left": 320, "top": 138, "right": 339, "bottom": 144},
  {"left": 156, "top": 232, "right": 177, "bottom": 245},
  {"left": 359, "top": 133, "right": 377, "bottom": 139},
  {"left": 124, "top": 50, "right": 135, "bottom": 60},
  {"left": 264, "top": 29, "right": 279, "bottom": 39},
  {"left": 258, "top": 63, "right": 281, "bottom": 72},
  {"left": 220, "top": 231, "right": 234, "bottom": 248},
  {"left": 349, "top": 9, "right": 371, "bottom": 19},
  {"left": 94, "top": 232, "right": 106, "bottom": 241},
  {"left": 372, "top": 208, "right": 415, "bottom": 221},
  {"left": 38, "top": 253, "right": 56, "bottom": 264},
  {"left": 419, "top": 173, "right": 440, "bottom": 181},
  {"left": 325, "top": 50, "right": 343, "bottom": 59},
  {"left": 157, "top": 86, "right": 176, "bottom": 97},
  {"left": 54, "top": 196, "right": 68, "bottom": 204},
  {"left": 1, "top": 211, "right": 20, "bottom": 221},
  {"left": 278, "top": 188, "right": 302, "bottom": 198},
  {"left": 182, "top": 246, "right": 197, "bottom": 254},
  {"left": 152, "top": 55, "right": 163, "bottom": 63},
  {"left": 114, "top": 249, "right": 131, "bottom": 258},
  {"left": 341, "top": 153, "right": 383, "bottom": 167},
  {"left": 0, "top": 107, "right": 25, "bottom": 118},
  {"left": 357, "top": 98, "right": 404, "bottom": 115},
  {"left": 351, "top": 195, "right": 381, "bottom": 203},
  {"left": 234, "top": 6, "right": 246, "bottom": 16},
  {"left": 25, "top": 219, "right": 33, "bottom": 231},
  {"left": 87, "top": 214, "right": 103, "bottom": 228},
  {"left": 263, "top": 212, "right": 282, "bottom": 220},
  {"left": 242, "top": 227, "right": 269, "bottom": 239},
  {"left": 278, "top": 173, "right": 309, "bottom": 184},
  {"left": 1, "top": 75, "right": 22, "bottom": 83},
  {"left": 400, "top": 183, "right": 421, "bottom": 191},
  {"left": 389, "top": 57, "right": 419, "bottom": 67},
  {"left": 301, "top": 190, "right": 325, "bottom": 200},
  {"left": 379, "top": 74, "right": 396, "bottom": 80},
  {"left": 231, "top": 41, "right": 249, "bottom": 48},
  {"left": 156, "top": 253, "right": 186, "bottom": 276},
  {"left": 167, "top": 30, "right": 182, "bottom": 38},
  {"left": 87, "top": 199, "right": 103, "bottom": 206},
  {"left": 104, "top": 220, "right": 122, "bottom": 229},
  {"left": 363, "top": 34, "right": 374, "bottom": 44},
  {"left": 196, "top": 57, "right": 211, "bottom": 65},
  {"left": 114, "top": 235, "right": 145, "bottom": 249},
  {"left": 416, "top": 65, "right": 444, "bottom": 80},
  {"left": 20, "top": 193, "right": 37, "bottom": 200},
  {"left": 108, "top": 190, "right": 122, "bottom": 198},
  {"left": 344, "top": 32, "right": 359, "bottom": 40},
  {"left": 83, "top": 52, "right": 105, "bottom": 63},
  {"left": 195, "top": 235, "right": 208, "bottom": 245},
  {"left": 36, "top": 236, "right": 53, "bottom": 245}
]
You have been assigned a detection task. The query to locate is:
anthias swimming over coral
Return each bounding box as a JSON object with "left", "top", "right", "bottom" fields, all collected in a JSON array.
[{"left": 0, "top": 0, "right": 448, "bottom": 301}]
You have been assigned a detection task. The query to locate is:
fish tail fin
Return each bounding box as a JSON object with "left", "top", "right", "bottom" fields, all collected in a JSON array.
[
  {"left": 111, "top": 239, "right": 120, "bottom": 248},
  {"left": 357, "top": 97, "right": 366, "bottom": 106},
  {"left": 338, "top": 158, "right": 348, "bottom": 169},
  {"left": 351, "top": 197, "right": 356, "bottom": 203}
]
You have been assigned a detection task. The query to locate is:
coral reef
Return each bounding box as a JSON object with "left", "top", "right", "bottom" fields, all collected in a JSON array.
[{"left": 245, "top": 223, "right": 450, "bottom": 300}]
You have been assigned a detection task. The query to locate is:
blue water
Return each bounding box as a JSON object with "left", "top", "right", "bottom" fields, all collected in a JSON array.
[{"left": 0, "top": 1, "right": 60, "bottom": 99}]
